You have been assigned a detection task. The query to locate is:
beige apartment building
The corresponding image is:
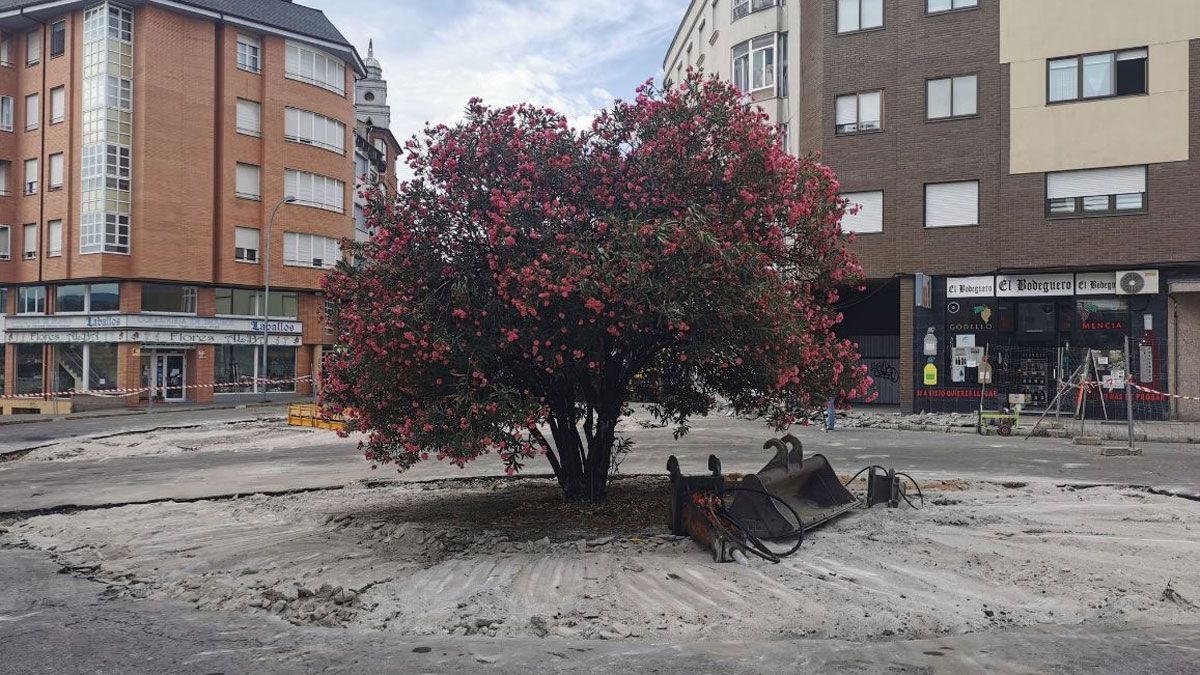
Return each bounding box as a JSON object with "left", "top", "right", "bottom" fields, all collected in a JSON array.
[
  {"left": 0, "top": 0, "right": 369, "bottom": 412},
  {"left": 665, "top": 0, "right": 1200, "bottom": 418}
]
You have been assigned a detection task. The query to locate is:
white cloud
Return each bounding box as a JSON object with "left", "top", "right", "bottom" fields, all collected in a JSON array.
[{"left": 304, "top": 0, "right": 681, "bottom": 142}]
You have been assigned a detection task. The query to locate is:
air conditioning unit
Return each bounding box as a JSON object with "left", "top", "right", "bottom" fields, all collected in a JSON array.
[{"left": 1116, "top": 270, "right": 1160, "bottom": 296}]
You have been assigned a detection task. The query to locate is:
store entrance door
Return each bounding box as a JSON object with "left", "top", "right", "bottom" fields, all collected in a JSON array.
[{"left": 143, "top": 351, "right": 187, "bottom": 402}]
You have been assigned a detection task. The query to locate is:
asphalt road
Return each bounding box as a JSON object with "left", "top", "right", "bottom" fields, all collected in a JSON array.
[
  {"left": 2, "top": 546, "right": 1196, "bottom": 675},
  {"left": 0, "top": 408, "right": 1197, "bottom": 514}
]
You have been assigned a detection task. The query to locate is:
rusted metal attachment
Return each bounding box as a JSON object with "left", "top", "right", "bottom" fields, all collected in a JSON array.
[
  {"left": 845, "top": 465, "right": 926, "bottom": 509},
  {"left": 725, "top": 434, "right": 859, "bottom": 539},
  {"left": 666, "top": 455, "right": 743, "bottom": 563}
]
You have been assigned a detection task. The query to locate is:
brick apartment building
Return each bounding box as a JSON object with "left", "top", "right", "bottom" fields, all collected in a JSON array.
[
  {"left": 664, "top": 0, "right": 1200, "bottom": 418},
  {"left": 0, "top": 0, "right": 383, "bottom": 411}
]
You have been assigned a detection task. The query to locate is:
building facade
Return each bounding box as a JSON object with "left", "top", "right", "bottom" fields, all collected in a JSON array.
[
  {"left": 0, "top": 0, "right": 365, "bottom": 411},
  {"left": 352, "top": 40, "right": 400, "bottom": 252},
  {"left": 664, "top": 0, "right": 1200, "bottom": 418}
]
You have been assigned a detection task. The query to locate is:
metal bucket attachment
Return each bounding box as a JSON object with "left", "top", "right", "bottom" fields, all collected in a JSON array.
[{"left": 726, "top": 434, "right": 859, "bottom": 539}]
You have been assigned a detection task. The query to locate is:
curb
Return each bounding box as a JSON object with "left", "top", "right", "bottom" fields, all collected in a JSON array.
[{"left": 0, "top": 400, "right": 297, "bottom": 428}]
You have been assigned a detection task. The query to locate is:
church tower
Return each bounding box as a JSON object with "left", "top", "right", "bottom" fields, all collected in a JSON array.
[{"left": 355, "top": 40, "right": 391, "bottom": 129}]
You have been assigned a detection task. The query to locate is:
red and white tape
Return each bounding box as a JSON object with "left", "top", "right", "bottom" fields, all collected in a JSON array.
[
  {"left": 3, "top": 376, "right": 314, "bottom": 400},
  {"left": 1130, "top": 383, "right": 1200, "bottom": 402}
]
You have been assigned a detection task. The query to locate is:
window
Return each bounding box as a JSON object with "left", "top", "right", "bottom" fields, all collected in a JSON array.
[
  {"left": 0, "top": 162, "right": 9, "bottom": 196},
  {"left": 24, "top": 158, "right": 37, "bottom": 194},
  {"left": 927, "top": 75, "right": 977, "bottom": 120},
  {"left": 928, "top": 0, "right": 976, "bottom": 13},
  {"left": 236, "top": 98, "right": 261, "bottom": 137},
  {"left": 841, "top": 191, "right": 884, "bottom": 234},
  {"left": 1048, "top": 48, "right": 1147, "bottom": 103},
  {"left": 48, "top": 153, "right": 63, "bottom": 190},
  {"left": 16, "top": 343, "right": 44, "bottom": 394},
  {"left": 732, "top": 35, "right": 777, "bottom": 93},
  {"left": 47, "top": 219, "right": 62, "bottom": 256},
  {"left": 234, "top": 226, "right": 259, "bottom": 262},
  {"left": 0, "top": 34, "right": 10, "bottom": 66},
  {"left": 236, "top": 34, "right": 261, "bottom": 73},
  {"left": 235, "top": 162, "right": 260, "bottom": 200},
  {"left": 924, "top": 180, "right": 979, "bottom": 228},
  {"left": 141, "top": 283, "right": 197, "bottom": 314},
  {"left": 733, "top": 0, "right": 779, "bottom": 21},
  {"left": 285, "top": 107, "right": 346, "bottom": 153},
  {"left": 838, "top": 0, "right": 883, "bottom": 33},
  {"left": 283, "top": 232, "right": 341, "bottom": 269},
  {"left": 18, "top": 285, "right": 46, "bottom": 314},
  {"left": 285, "top": 170, "right": 344, "bottom": 212},
  {"left": 0, "top": 96, "right": 11, "bottom": 131},
  {"left": 285, "top": 41, "right": 345, "bottom": 95},
  {"left": 216, "top": 288, "right": 299, "bottom": 318},
  {"left": 215, "top": 345, "right": 258, "bottom": 393},
  {"left": 22, "top": 223, "right": 36, "bottom": 259},
  {"left": 1046, "top": 165, "right": 1147, "bottom": 218},
  {"left": 0, "top": 225, "right": 8, "bottom": 260},
  {"left": 835, "top": 91, "right": 882, "bottom": 134},
  {"left": 25, "top": 28, "right": 40, "bottom": 66},
  {"left": 24, "top": 93, "right": 38, "bottom": 130},
  {"left": 54, "top": 343, "right": 118, "bottom": 393},
  {"left": 50, "top": 21, "right": 65, "bottom": 58},
  {"left": 50, "top": 86, "right": 64, "bottom": 123},
  {"left": 56, "top": 282, "right": 119, "bottom": 313}
]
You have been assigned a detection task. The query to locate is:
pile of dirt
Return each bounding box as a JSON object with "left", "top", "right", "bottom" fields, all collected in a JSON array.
[{"left": 6, "top": 477, "right": 1199, "bottom": 643}]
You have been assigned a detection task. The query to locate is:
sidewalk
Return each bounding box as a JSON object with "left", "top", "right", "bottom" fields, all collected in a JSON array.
[{"left": 0, "top": 395, "right": 311, "bottom": 428}]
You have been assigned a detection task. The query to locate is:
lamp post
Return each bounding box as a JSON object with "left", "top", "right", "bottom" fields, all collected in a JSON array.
[{"left": 262, "top": 195, "right": 296, "bottom": 400}]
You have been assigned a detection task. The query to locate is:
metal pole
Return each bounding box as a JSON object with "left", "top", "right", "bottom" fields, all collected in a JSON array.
[
  {"left": 1125, "top": 335, "right": 1136, "bottom": 452},
  {"left": 262, "top": 196, "right": 294, "bottom": 401}
]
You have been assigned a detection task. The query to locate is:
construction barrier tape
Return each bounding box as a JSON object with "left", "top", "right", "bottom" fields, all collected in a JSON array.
[
  {"left": 2, "top": 376, "right": 315, "bottom": 400},
  {"left": 1130, "top": 383, "right": 1200, "bottom": 402}
]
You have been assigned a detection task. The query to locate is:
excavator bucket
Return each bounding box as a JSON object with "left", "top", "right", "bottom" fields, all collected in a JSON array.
[{"left": 726, "top": 434, "right": 859, "bottom": 539}]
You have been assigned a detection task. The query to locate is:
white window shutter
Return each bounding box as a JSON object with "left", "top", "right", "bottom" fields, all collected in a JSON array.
[
  {"left": 835, "top": 96, "right": 857, "bottom": 126},
  {"left": 925, "top": 181, "right": 979, "bottom": 228},
  {"left": 841, "top": 191, "right": 884, "bottom": 234},
  {"left": 952, "top": 76, "right": 977, "bottom": 117},
  {"left": 48, "top": 220, "right": 62, "bottom": 255},
  {"left": 237, "top": 163, "right": 260, "bottom": 198},
  {"left": 858, "top": 91, "right": 881, "bottom": 128},
  {"left": 1047, "top": 166, "right": 1146, "bottom": 199},
  {"left": 49, "top": 154, "right": 63, "bottom": 187},
  {"left": 837, "top": 0, "right": 859, "bottom": 32},
  {"left": 235, "top": 226, "right": 259, "bottom": 250},
  {"left": 237, "top": 99, "right": 260, "bottom": 135}
]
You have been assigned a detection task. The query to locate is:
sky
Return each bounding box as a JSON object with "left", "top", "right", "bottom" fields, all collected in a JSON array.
[{"left": 304, "top": 0, "right": 685, "bottom": 144}]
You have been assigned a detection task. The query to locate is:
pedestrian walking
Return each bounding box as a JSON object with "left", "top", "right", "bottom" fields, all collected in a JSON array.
[{"left": 825, "top": 398, "right": 836, "bottom": 432}]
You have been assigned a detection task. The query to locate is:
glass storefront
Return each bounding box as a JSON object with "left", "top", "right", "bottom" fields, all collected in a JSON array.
[
  {"left": 214, "top": 345, "right": 297, "bottom": 394},
  {"left": 215, "top": 288, "right": 299, "bottom": 319},
  {"left": 15, "top": 344, "right": 44, "bottom": 394},
  {"left": 53, "top": 343, "right": 120, "bottom": 393},
  {"left": 215, "top": 345, "right": 257, "bottom": 394}
]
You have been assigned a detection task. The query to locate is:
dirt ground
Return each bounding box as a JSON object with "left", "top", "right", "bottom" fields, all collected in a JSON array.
[
  {"left": 7, "top": 475, "right": 1198, "bottom": 643},
  {"left": 18, "top": 419, "right": 321, "bottom": 462}
]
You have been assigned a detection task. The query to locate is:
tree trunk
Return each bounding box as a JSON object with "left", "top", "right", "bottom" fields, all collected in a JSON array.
[{"left": 546, "top": 412, "right": 618, "bottom": 503}]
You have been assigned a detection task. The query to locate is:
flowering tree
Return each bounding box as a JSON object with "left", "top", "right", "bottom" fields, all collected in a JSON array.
[{"left": 321, "top": 73, "right": 871, "bottom": 502}]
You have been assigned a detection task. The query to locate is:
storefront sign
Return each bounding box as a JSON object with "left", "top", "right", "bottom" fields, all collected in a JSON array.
[
  {"left": 5, "top": 314, "right": 303, "bottom": 335},
  {"left": 6, "top": 330, "right": 302, "bottom": 346},
  {"left": 946, "top": 276, "right": 996, "bottom": 298},
  {"left": 1075, "top": 272, "right": 1117, "bottom": 296},
  {"left": 995, "top": 274, "right": 1074, "bottom": 298}
]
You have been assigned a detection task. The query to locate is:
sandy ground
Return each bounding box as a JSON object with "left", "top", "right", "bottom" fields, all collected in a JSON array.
[
  {"left": 19, "top": 419, "right": 327, "bottom": 462},
  {"left": 7, "top": 475, "right": 1198, "bottom": 644}
]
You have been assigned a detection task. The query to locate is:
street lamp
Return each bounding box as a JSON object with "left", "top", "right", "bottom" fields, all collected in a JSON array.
[{"left": 262, "top": 195, "right": 296, "bottom": 400}]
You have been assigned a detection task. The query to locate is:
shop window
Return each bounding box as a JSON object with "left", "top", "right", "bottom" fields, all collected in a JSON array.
[
  {"left": 215, "top": 345, "right": 258, "bottom": 394},
  {"left": 90, "top": 283, "right": 120, "bottom": 312},
  {"left": 16, "top": 343, "right": 43, "bottom": 394},
  {"left": 1077, "top": 298, "right": 1130, "bottom": 350},
  {"left": 1017, "top": 303, "right": 1057, "bottom": 336},
  {"left": 54, "top": 343, "right": 85, "bottom": 393},
  {"left": 266, "top": 346, "right": 297, "bottom": 392},
  {"left": 141, "top": 283, "right": 197, "bottom": 314}
]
